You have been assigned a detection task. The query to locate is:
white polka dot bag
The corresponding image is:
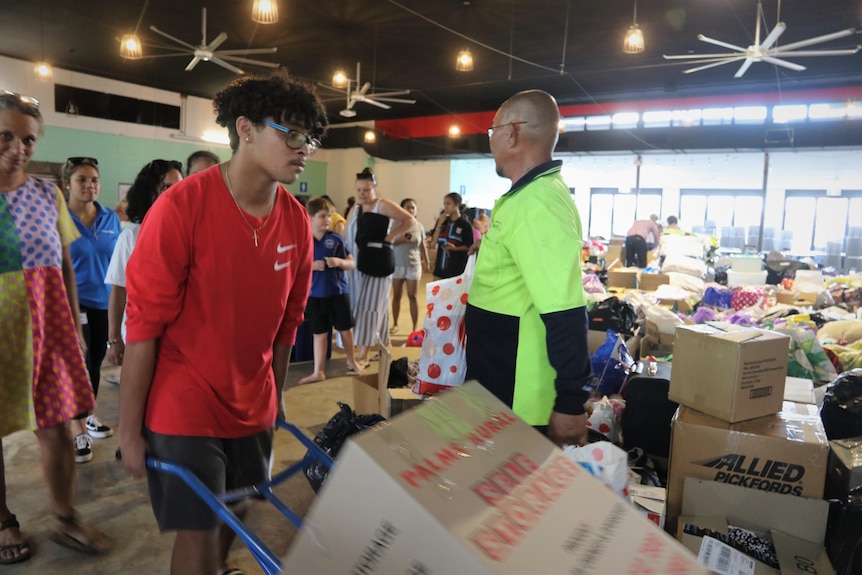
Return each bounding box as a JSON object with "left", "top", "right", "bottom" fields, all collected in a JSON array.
[{"left": 412, "top": 255, "right": 476, "bottom": 396}]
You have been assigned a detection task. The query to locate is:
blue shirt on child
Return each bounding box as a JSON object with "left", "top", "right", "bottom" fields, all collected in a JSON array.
[{"left": 311, "top": 230, "right": 350, "bottom": 298}]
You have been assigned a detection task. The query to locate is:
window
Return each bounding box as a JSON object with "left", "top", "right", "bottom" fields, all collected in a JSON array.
[
  {"left": 680, "top": 189, "right": 764, "bottom": 247},
  {"left": 588, "top": 188, "right": 662, "bottom": 239},
  {"left": 785, "top": 190, "right": 862, "bottom": 251}
]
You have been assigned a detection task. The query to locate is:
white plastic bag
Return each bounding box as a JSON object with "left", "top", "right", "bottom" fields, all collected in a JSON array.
[{"left": 563, "top": 441, "right": 629, "bottom": 499}]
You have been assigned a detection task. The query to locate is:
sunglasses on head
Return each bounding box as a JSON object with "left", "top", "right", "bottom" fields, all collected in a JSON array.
[
  {"left": 66, "top": 157, "right": 98, "bottom": 167},
  {"left": 1, "top": 90, "right": 40, "bottom": 108},
  {"left": 263, "top": 120, "right": 321, "bottom": 155}
]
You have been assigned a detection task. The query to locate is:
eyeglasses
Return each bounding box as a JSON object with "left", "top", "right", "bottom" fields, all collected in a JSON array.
[
  {"left": 487, "top": 121, "right": 528, "bottom": 138},
  {"left": 66, "top": 157, "right": 99, "bottom": 166},
  {"left": 1, "top": 90, "right": 40, "bottom": 108},
  {"left": 263, "top": 120, "right": 321, "bottom": 155}
]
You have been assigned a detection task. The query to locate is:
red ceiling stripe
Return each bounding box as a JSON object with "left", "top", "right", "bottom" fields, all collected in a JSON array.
[{"left": 375, "top": 86, "right": 862, "bottom": 140}]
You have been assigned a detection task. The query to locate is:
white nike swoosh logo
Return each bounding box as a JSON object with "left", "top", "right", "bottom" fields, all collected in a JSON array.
[
  {"left": 274, "top": 261, "right": 291, "bottom": 271},
  {"left": 277, "top": 243, "right": 297, "bottom": 253}
]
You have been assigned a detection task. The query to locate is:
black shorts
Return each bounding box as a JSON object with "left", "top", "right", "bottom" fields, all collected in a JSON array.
[
  {"left": 145, "top": 428, "right": 273, "bottom": 531},
  {"left": 305, "top": 295, "right": 354, "bottom": 334}
]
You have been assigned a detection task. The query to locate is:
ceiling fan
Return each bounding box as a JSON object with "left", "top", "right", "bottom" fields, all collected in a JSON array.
[
  {"left": 327, "top": 62, "right": 416, "bottom": 118},
  {"left": 148, "top": 7, "right": 278, "bottom": 74},
  {"left": 663, "top": 0, "right": 860, "bottom": 78}
]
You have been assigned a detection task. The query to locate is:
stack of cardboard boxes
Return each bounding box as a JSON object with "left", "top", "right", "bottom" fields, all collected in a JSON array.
[{"left": 665, "top": 322, "right": 835, "bottom": 573}]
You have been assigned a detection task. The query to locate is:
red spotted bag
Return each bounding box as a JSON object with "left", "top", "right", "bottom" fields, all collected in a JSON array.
[{"left": 412, "top": 255, "right": 475, "bottom": 396}]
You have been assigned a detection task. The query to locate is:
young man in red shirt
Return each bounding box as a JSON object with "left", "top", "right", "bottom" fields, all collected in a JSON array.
[{"left": 119, "top": 70, "right": 327, "bottom": 575}]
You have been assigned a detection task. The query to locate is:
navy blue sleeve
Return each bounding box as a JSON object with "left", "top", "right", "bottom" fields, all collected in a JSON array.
[{"left": 540, "top": 306, "right": 592, "bottom": 416}]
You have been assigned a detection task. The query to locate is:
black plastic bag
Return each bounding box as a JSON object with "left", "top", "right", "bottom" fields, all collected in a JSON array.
[
  {"left": 303, "top": 402, "right": 386, "bottom": 492},
  {"left": 588, "top": 296, "right": 637, "bottom": 336},
  {"left": 826, "top": 490, "right": 862, "bottom": 575},
  {"left": 388, "top": 357, "right": 410, "bottom": 388},
  {"left": 820, "top": 369, "right": 862, "bottom": 441}
]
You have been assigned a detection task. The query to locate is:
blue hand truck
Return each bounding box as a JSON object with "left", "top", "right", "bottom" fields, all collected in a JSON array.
[{"left": 146, "top": 419, "right": 335, "bottom": 575}]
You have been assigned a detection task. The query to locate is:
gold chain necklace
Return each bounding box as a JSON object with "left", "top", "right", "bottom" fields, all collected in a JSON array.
[{"left": 223, "top": 163, "right": 275, "bottom": 247}]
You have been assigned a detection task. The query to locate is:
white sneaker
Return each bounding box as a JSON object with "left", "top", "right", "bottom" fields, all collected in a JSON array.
[
  {"left": 85, "top": 415, "right": 114, "bottom": 439},
  {"left": 75, "top": 433, "right": 93, "bottom": 463}
]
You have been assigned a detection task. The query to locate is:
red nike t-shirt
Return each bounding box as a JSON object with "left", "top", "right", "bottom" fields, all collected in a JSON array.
[{"left": 125, "top": 166, "right": 312, "bottom": 437}]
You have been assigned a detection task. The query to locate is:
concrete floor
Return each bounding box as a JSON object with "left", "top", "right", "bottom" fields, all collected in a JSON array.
[{"left": 3, "top": 326, "right": 418, "bottom": 574}]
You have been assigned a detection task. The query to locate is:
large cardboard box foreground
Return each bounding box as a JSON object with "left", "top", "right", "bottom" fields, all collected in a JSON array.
[
  {"left": 666, "top": 403, "right": 829, "bottom": 535},
  {"left": 284, "top": 381, "right": 709, "bottom": 574},
  {"left": 669, "top": 322, "right": 790, "bottom": 423}
]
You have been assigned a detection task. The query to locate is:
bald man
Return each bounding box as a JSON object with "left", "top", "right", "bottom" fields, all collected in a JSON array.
[{"left": 465, "top": 90, "right": 591, "bottom": 448}]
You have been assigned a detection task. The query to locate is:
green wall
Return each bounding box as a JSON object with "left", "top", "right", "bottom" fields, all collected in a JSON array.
[{"left": 32, "top": 125, "right": 327, "bottom": 205}]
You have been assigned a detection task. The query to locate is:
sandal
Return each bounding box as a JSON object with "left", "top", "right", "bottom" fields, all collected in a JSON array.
[
  {"left": 49, "top": 513, "right": 110, "bottom": 555},
  {"left": 0, "top": 514, "right": 31, "bottom": 565}
]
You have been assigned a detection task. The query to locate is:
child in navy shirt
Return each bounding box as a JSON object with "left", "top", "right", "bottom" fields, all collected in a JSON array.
[{"left": 299, "top": 198, "right": 366, "bottom": 384}]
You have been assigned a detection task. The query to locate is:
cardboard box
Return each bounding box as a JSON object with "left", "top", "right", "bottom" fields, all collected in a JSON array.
[
  {"left": 353, "top": 345, "right": 425, "bottom": 418},
  {"left": 608, "top": 268, "right": 639, "bottom": 289},
  {"left": 639, "top": 273, "right": 670, "bottom": 291},
  {"left": 677, "top": 479, "right": 833, "bottom": 575},
  {"left": 587, "top": 329, "right": 608, "bottom": 355},
  {"left": 669, "top": 322, "right": 790, "bottom": 423},
  {"left": 666, "top": 403, "right": 829, "bottom": 535},
  {"left": 776, "top": 292, "right": 819, "bottom": 306},
  {"left": 629, "top": 484, "right": 666, "bottom": 529},
  {"left": 604, "top": 245, "right": 624, "bottom": 269},
  {"left": 825, "top": 438, "right": 862, "bottom": 502},
  {"left": 284, "top": 382, "right": 710, "bottom": 575},
  {"left": 657, "top": 297, "right": 694, "bottom": 314},
  {"left": 783, "top": 376, "right": 815, "bottom": 405},
  {"left": 640, "top": 336, "right": 674, "bottom": 358},
  {"left": 646, "top": 320, "right": 676, "bottom": 344}
]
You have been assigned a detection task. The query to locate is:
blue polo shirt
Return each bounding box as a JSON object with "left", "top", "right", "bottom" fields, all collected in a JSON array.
[
  {"left": 69, "top": 202, "right": 121, "bottom": 309},
  {"left": 311, "top": 230, "right": 349, "bottom": 298}
]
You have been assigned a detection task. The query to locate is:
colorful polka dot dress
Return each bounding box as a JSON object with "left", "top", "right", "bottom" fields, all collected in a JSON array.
[{"left": 0, "top": 176, "right": 95, "bottom": 436}]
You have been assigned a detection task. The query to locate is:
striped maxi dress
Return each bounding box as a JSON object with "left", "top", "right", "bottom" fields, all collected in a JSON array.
[{"left": 344, "top": 200, "right": 392, "bottom": 349}]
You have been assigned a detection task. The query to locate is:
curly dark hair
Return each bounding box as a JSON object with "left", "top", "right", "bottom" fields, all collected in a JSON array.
[
  {"left": 356, "top": 167, "right": 376, "bottom": 185},
  {"left": 125, "top": 159, "right": 182, "bottom": 223},
  {"left": 185, "top": 150, "right": 220, "bottom": 176},
  {"left": 213, "top": 69, "right": 328, "bottom": 151}
]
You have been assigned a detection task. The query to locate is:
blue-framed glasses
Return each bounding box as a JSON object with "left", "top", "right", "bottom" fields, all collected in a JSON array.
[{"left": 263, "top": 120, "right": 321, "bottom": 155}]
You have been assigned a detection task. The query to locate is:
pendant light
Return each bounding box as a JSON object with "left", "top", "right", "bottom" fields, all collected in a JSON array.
[
  {"left": 332, "top": 69, "right": 348, "bottom": 89},
  {"left": 252, "top": 0, "right": 279, "bottom": 24},
  {"left": 455, "top": 49, "right": 474, "bottom": 72},
  {"left": 120, "top": 1, "right": 148, "bottom": 60},
  {"left": 623, "top": 0, "right": 645, "bottom": 54},
  {"left": 34, "top": 0, "right": 52, "bottom": 80},
  {"left": 120, "top": 34, "right": 143, "bottom": 59}
]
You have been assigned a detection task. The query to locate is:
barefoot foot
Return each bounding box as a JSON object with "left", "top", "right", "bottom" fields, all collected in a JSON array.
[{"left": 297, "top": 373, "right": 326, "bottom": 385}]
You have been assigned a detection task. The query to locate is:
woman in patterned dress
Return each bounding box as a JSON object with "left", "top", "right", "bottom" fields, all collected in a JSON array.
[{"left": 0, "top": 92, "right": 109, "bottom": 562}]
